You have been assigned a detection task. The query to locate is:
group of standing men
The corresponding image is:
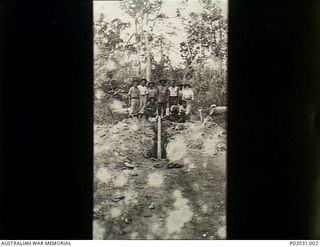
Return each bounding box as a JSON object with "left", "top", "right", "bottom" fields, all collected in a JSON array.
[{"left": 128, "top": 78, "right": 194, "bottom": 121}]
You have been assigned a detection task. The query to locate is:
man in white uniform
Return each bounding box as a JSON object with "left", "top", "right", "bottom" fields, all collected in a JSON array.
[
  {"left": 168, "top": 80, "right": 179, "bottom": 109},
  {"left": 137, "top": 79, "right": 148, "bottom": 117},
  {"left": 128, "top": 79, "right": 140, "bottom": 117},
  {"left": 181, "top": 84, "right": 194, "bottom": 116}
]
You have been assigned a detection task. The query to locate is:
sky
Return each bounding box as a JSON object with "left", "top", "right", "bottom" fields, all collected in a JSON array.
[
  {"left": 93, "top": 0, "right": 228, "bottom": 67},
  {"left": 93, "top": 0, "right": 228, "bottom": 21}
]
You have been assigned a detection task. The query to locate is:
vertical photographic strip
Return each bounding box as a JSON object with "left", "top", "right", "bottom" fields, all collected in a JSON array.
[{"left": 93, "top": 0, "right": 227, "bottom": 240}]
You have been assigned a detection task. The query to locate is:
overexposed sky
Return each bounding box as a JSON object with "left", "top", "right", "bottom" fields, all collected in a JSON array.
[
  {"left": 94, "top": 0, "right": 227, "bottom": 21},
  {"left": 94, "top": 0, "right": 228, "bottom": 67}
]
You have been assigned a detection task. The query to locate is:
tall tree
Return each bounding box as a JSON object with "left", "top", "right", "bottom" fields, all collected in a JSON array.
[{"left": 121, "top": 0, "right": 163, "bottom": 81}]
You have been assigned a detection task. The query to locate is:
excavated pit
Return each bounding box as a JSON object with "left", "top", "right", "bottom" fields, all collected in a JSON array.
[{"left": 151, "top": 121, "right": 168, "bottom": 159}]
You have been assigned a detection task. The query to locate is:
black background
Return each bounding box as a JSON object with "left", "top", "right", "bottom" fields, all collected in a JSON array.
[{"left": 1, "top": 0, "right": 320, "bottom": 240}]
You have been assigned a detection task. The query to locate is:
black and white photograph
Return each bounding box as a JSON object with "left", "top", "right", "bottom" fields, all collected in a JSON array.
[
  {"left": 3, "top": 0, "right": 320, "bottom": 242},
  {"left": 93, "top": 0, "right": 228, "bottom": 239}
]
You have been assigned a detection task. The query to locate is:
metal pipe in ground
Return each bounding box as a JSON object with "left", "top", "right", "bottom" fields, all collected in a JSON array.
[
  {"left": 157, "top": 116, "right": 162, "bottom": 159},
  {"left": 198, "top": 107, "right": 203, "bottom": 123}
]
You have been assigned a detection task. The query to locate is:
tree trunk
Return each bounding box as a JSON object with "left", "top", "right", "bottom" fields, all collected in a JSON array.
[
  {"left": 183, "top": 64, "right": 188, "bottom": 83},
  {"left": 144, "top": 13, "right": 151, "bottom": 81},
  {"left": 135, "top": 19, "right": 142, "bottom": 77},
  {"left": 145, "top": 35, "right": 151, "bottom": 81},
  {"left": 217, "top": 56, "right": 223, "bottom": 78},
  {"left": 183, "top": 41, "right": 193, "bottom": 84}
]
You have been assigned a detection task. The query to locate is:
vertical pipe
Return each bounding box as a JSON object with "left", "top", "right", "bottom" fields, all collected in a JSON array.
[
  {"left": 157, "top": 116, "right": 162, "bottom": 159},
  {"left": 198, "top": 107, "right": 203, "bottom": 123}
]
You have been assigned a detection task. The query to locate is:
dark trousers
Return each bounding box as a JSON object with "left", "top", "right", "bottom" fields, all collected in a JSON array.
[{"left": 157, "top": 102, "right": 167, "bottom": 116}]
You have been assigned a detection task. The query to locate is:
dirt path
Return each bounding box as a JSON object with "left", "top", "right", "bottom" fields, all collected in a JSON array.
[{"left": 93, "top": 118, "right": 226, "bottom": 239}]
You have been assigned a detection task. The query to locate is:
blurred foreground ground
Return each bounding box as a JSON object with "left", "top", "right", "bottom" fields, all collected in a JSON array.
[{"left": 94, "top": 116, "right": 226, "bottom": 239}]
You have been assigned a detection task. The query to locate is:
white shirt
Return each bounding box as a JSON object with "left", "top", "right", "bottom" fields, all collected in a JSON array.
[
  {"left": 168, "top": 86, "right": 179, "bottom": 97},
  {"left": 138, "top": 85, "right": 148, "bottom": 96},
  {"left": 182, "top": 88, "right": 194, "bottom": 101}
]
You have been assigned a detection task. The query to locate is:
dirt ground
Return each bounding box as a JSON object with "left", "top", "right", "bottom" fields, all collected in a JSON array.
[{"left": 93, "top": 116, "right": 226, "bottom": 240}]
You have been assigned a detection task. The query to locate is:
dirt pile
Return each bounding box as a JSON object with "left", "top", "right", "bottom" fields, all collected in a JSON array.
[
  {"left": 166, "top": 121, "right": 226, "bottom": 172},
  {"left": 94, "top": 118, "right": 154, "bottom": 165},
  {"left": 95, "top": 99, "right": 129, "bottom": 125}
]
